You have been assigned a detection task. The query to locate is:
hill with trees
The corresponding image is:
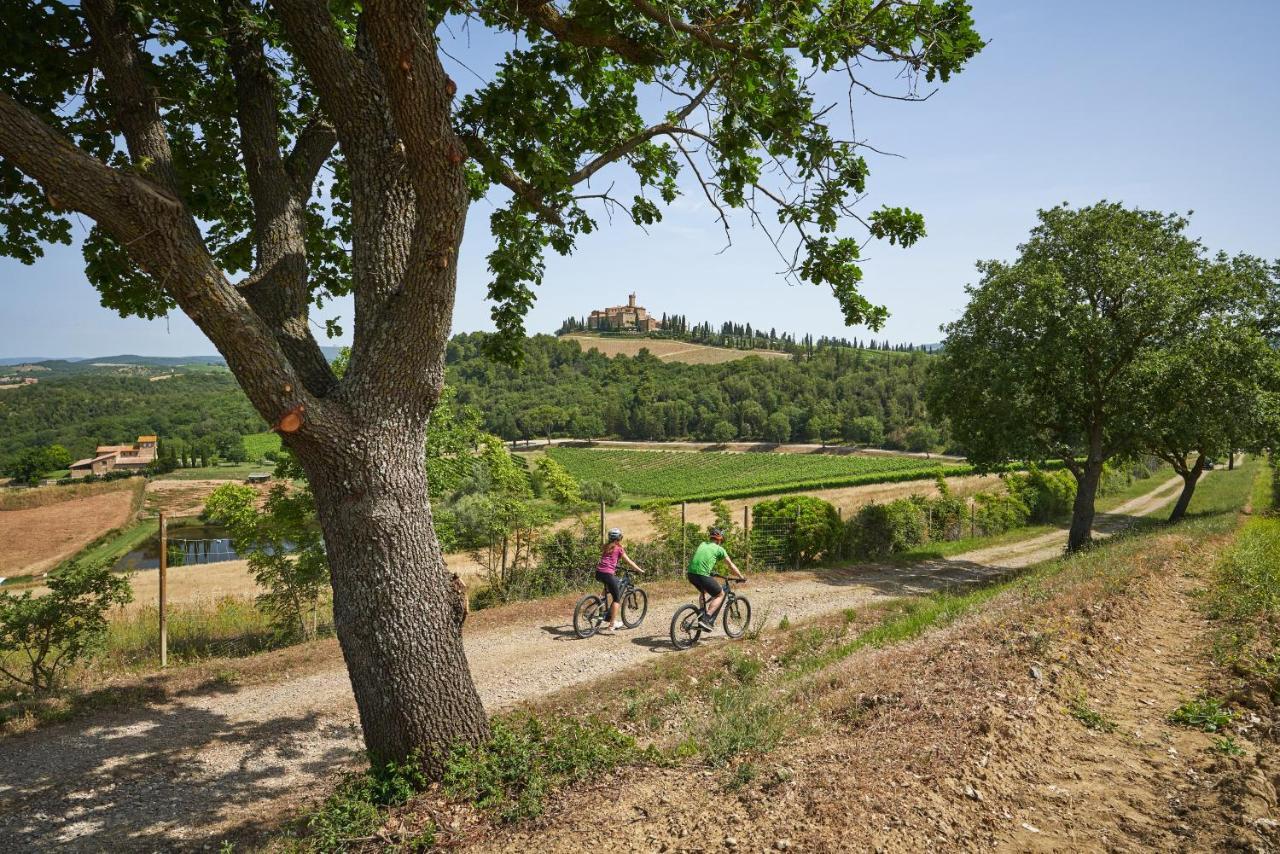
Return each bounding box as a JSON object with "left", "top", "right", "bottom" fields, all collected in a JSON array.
[{"left": 448, "top": 332, "right": 942, "bottom": 450}]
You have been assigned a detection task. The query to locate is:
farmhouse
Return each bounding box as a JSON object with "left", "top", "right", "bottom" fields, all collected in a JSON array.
[
  {"left": 69, "top": 434, "right": 157, "bottom": 478},
  {"left": 587, "top": 293, "right": 661, "bottom": 333}
]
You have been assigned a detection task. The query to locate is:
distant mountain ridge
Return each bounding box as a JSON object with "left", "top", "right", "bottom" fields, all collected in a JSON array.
[{"left": 0, "top": 346, "right": 346, "bottom": 369}]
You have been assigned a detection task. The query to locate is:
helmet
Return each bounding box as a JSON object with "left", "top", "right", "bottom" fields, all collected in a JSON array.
[
  {"left": 607, "top": 528, "right": 623, "bottom": 541},
  {"left": 709, "top": 526, "right": 725, "bottom": 539}
]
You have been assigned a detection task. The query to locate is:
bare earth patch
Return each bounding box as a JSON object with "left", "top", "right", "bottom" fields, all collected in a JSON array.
[{"left": 0, "top": 490, "right": 138, "bottom": 576}]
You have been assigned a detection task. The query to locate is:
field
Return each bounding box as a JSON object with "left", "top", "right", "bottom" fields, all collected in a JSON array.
[
  {"left": 0, "top": 483, "right": 141, "bottom": 576},
  {"left": 243, "top": 431, "right": 282, "bottom": 460},
  {"left": 547, "top": 446, "right": 966, "bottom": 501},
  {"left": 561, "top": 334, "right": 790, "bottom": 365}
]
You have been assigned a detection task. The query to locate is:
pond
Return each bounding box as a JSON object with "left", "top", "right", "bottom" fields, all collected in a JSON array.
[{"left": 112, "top": 525, "right": 295, "bottom": 571}]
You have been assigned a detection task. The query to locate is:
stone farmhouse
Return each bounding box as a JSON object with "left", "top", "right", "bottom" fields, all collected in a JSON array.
[
  {"left": 69, "top": 435, "right": 157, "bottom": 478},
  {"left": 587, "top": 293, "right": 660, "bottom": 332}
]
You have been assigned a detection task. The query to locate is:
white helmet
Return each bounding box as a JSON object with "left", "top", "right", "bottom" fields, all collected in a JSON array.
[{"left": 607, "top": 528, "right": 623, "bottom": 541}]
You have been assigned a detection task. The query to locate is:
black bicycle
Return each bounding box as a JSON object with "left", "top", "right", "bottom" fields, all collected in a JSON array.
[
  {"left": 670, "top": 574, "right": 752, "bottom": 650},
  {"left": 573, "top": 568, "right": 649, "bottom": 638}
]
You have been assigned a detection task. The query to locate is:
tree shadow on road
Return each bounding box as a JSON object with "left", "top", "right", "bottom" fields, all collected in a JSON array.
[{"left": 0, "top": 677, "right": 360, "bottom": 852}]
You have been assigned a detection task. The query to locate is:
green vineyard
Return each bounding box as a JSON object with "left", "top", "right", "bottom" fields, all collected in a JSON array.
[{"left": 546, "top": 447, "right": 970, "bottom": 502}]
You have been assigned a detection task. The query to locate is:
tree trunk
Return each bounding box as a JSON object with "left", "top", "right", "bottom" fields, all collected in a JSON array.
[
  {"left": 1067, "top": 460, "right": 1104, "bottom": 552},
  {"left": 1169, "top": 456, "right": 1205, "bottom": 523},
  {"left": 300, "top": 422, "right": 487, "bottom": 772},
  {"left": 1229, "top": 453, "right": 1235, "bottom": 471}
]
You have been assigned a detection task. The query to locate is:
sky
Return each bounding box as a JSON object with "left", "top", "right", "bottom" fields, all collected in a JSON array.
[{"left": 1, "top": 0, "right": 1278, "bottom": 358}]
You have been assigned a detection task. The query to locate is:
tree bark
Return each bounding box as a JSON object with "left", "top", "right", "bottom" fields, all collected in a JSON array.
[
  {"left": 298, "top": 416, "right": 487, "bottom": 772},
  {"left": 1067, "top": 459, "right": 1104, "bottom": 552},
  {"left": 1168, "top": 455, "right": 1205, "bottom": 523}
]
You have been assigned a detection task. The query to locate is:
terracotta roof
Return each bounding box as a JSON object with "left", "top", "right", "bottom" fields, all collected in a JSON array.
[
  {"left": 137, "top": 435, "right": 157, "bottom": 442},
  {"left": 70, "top": 452, "right": 119, "bottom": 468}
]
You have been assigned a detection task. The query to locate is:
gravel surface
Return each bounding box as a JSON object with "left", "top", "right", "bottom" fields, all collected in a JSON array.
[{"left": 0, "top": 476, "right": 1187, "bottom": 851}]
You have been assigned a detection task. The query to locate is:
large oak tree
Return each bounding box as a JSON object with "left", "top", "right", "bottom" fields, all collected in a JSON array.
[
  {"left": 0, "top": 0, "right": 980, "bottom": 769},
  {"left": 928, "top": 203, "right": 1211, "bottom": 552}
]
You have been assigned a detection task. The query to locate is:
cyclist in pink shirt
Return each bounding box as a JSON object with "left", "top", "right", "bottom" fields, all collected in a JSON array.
[{"left": 596, "top": 528, "right": 645, "bottom": 633}]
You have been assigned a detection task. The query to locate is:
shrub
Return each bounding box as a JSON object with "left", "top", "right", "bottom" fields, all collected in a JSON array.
[
  {"left": 0, "top": 561, "right": 133, "bottom": 691},
  {"left": 972, "top": 491, "right": 1030, "bottom": 535},
  {"left": 845, "top": 498, "right": 926, "bottom": 559},
  {"left": 751, "top": 495, "right": 842, "bottom": 566},
  {"left": 1005, "top": 465, "right": 1076, "bottom": 523}
]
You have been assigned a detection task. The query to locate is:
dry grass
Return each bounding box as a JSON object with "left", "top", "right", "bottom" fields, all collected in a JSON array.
[
  {"left": 562, "top": 334, "right": 789, "bottom": 365},
  {"left": 0, "top": 477, "right": 139, "bottom": 511}
]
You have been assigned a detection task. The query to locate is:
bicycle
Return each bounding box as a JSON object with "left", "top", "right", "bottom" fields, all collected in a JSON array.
[
  {"left": 573, "top": 568, "right": 649, "bottom": 638},
  {"left": 669, "top": 573, "right": 752, "bottom": 650}
]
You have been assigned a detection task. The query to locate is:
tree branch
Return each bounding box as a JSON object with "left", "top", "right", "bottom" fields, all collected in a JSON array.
[
  {"left": 82, "top": 0, "right": 182, "bottom": 195},
  {"left": 285, "top": 115, "right": 339, "bottom": 193},
  {"left": 270, "top": 0, "right": 383, "bottom": 151},
  {"left": 223, "top": 0, "right": 337, "bottom": 396},
  {"left": 0, "top": 89, "right": 337, "bottom": 442},
  {"left": 511, "top": 0, "right": 664, "bottom": 64}
]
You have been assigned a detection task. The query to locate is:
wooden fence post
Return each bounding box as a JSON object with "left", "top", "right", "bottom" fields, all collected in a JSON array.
[
  {"left": 969, "top": 503, "right": 976, "bottom": 540},
  {"left": 159, "top": 511, "right": 168, "bottom": 668},
  {"left": 600, "top": 500, "right": 606, "bottom": 545},
  {"left": 681, "top": 501, "right": 688, "bottom": 568}
]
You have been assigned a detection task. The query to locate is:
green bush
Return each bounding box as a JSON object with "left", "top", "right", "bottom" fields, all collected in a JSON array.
[
  {"left": 444, "top": 715, "right": 637, "bottom": 822},
  {"left": 751, "top": 495, "right": 842, "bottom": 566},
  {"left": 0, "top": 561, "right": 133, "bottom": 691},
  {"left": 845, "top": 498, "right": 927, "bottom": 559},
  {"left": 972, "top": 491, "right": 1030, "bottom": 535},
  {"left": 1005, "top": 465, "right": 1076, "bottom": 523}
]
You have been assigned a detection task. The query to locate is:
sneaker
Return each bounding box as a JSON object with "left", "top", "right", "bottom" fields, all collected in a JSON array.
[
  {"left": 597, "top": 623, "right": 614, "bottom": 635},
  {"left": 699, "top": 616, "right": 716, "bottom": 632},
  {"left": 613, "top": 621, "right": 624, "bottom": 631}
]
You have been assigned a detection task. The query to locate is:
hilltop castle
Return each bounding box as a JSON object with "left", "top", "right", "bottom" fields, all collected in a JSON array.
[{"left": 587, "top": 293, "right": 660, "bottom": 333}]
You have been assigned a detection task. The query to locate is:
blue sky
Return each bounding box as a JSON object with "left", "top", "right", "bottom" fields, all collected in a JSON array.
[{"left": 1, "top": 0, "right": 1277, "bottom": 358}]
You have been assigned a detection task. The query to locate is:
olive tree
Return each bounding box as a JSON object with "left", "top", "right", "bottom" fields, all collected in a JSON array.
[
  {"left": 929, "top": 203, "right": 1208, "bottom": 551},
  {"left": 0, "top": 0, "right": 980, "bottom": 768}
]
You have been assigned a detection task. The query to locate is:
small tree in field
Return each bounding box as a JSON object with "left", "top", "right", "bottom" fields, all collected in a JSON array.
[
  {"left": 928, "top": 204, "right": 1210, "bottom": 551},
  {"left": 204, "top": 482, "right": 330, "bottom": 641},
  {"left": 0, "top": 561, "right": 132, "bottom": 692},
  {"left": 579, "top": 479, "right": 622, "bottom": 507},
  {"left": 0, "top": 0, "right": 980, "bottom": 768}
]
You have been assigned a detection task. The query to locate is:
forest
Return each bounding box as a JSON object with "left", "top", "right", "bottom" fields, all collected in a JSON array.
[
  {"left": 0, "top": 371, "right": 265, "bottom": 465},
  {"left": 447, "top": 332, "right": 941, "bottom": 449},
  {"left": 0, "top": 336, "right": 942, "bottom": 473}
]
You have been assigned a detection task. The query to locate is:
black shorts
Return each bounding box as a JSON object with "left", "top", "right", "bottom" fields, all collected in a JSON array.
[
  {"left": 687, "top": 573, "right": 721, "bottom": 598},
  {"left": 596, "top": 571, "right": 623, "bottom": 602}
]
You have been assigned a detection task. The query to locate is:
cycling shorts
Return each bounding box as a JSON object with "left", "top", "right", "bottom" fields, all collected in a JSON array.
[
  {"left": 687, "top": 572, "right": 722, "bottom": 598},
  {"left": 596, "top": 570, "right": 623, "bottom": 602}
]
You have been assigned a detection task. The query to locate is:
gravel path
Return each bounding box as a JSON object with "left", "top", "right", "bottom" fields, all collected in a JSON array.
[{"left": 0, "top": 475, "right": 1188, "bottom": 851}]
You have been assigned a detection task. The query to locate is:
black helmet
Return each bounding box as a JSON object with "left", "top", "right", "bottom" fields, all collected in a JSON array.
[{"left": 709, "top": 526, "right": 725, "bottom": 539}]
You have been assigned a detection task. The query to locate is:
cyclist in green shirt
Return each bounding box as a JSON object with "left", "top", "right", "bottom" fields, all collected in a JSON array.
[{"left": 687, "top": 527, "right": 745, "bottom": 631}]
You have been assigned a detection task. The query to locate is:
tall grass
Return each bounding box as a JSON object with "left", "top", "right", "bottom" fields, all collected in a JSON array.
[{"left": 103, "top": 597, "right": 335, "bottom": 669}]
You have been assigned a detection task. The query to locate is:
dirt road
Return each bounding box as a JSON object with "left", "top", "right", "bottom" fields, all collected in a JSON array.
[{"left": 0, "top": 476, "right": 1188, "bottom": 851}]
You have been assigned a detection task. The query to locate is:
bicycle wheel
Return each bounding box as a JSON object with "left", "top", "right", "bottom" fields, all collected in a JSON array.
[
  {"left": 573, "top": 594, "right": 606, "bottom": 638},
  {"left": 722, "top": 595, "right": 752, "bottom": 639},
  {"left": 670, "top": 604, "right": 704, "bottom": 650},
  {"left": 622, "top": 587, "right": 648, "bottom": 629}
]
